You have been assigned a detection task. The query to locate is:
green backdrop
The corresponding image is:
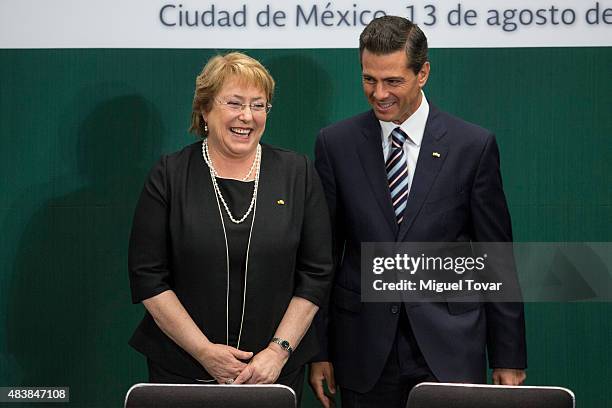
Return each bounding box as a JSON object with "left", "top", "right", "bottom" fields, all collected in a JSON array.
[{"left": 0, "top": 47, "right": 610, "bottom": 407}]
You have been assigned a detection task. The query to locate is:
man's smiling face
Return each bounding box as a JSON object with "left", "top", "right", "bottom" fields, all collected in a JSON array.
[{"left": 361, "top": 49, "right": 429, "bottom": 124}]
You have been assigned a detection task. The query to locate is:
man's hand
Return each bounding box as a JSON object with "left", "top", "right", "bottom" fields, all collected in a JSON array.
[
  {"left": 309, "top": 361, "right": 336, "bottom": 408},
  {"left": 492, "top": 368, "right": 526, "bottom": 385},
  {"left": 233, "top": 344, "right": 289, "bottom": 384}
]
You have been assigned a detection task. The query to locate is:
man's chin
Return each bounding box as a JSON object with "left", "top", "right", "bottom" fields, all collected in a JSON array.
[{"left": 372, "top": 110, "right": 396, "bottom": 122}]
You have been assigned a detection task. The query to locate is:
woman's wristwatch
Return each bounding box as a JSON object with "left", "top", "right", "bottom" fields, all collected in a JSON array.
[{"left": 270, "top": 337, "right": 293, "bottom": 355}]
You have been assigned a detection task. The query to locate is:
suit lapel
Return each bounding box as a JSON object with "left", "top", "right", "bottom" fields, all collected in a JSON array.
[
  {"left": 355, "top": 111, "right": 398, "bottom": 236},
  {"left": 398, "top": 106, "right": 449, "bottom": 241}
]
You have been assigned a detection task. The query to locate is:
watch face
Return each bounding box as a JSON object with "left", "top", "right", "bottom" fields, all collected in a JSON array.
[{"left": 281, "top": 340, "right": 290, "bottom": 349}]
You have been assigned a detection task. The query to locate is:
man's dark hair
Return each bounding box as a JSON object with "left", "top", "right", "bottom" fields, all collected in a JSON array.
[{"left": 359, "top": 16, "right": 428, "bottom": 74}]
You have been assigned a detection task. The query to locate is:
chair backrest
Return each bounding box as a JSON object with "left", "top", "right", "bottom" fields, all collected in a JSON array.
[
  {"left": 124, "top": 383, "right": 296, "bottom": 408},
  {"left": 407, "top": 382, "right": 574, "bottom": 408}
]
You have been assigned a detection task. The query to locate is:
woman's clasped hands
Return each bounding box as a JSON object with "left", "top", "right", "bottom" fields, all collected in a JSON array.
[
  {"left": 197, "top": 342, "right": 252, "bottom": 384},
  {"left": 198, "top": 342, "right": 289, "bottom": 385}
]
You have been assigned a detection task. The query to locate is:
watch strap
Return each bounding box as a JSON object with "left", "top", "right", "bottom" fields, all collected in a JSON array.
[{"left": 271, "top": 337, "right": 293, "bottom": 355}]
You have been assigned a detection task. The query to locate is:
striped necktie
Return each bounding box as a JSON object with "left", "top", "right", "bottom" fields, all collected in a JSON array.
[{"left": 386, "top": 127, "right": 409, "bottom": 224}]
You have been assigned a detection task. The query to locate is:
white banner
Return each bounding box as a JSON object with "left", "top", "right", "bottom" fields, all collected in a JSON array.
[{"left": 1, "top": 0, "right": 611, "bottom": 48}]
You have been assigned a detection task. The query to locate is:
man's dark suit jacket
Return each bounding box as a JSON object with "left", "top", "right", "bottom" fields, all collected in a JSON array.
[{"left": 313, "top": 105, "right": 527, "bottom": 393}]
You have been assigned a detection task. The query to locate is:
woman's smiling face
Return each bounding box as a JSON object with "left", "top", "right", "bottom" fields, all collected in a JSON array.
[{"left": 203, "top": 76, "right": 268, "bottom": 159}]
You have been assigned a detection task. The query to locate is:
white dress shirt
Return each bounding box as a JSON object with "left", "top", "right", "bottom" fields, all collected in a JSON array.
[{"left": 380, "top": 91, "right": 429, "bottom": 198}]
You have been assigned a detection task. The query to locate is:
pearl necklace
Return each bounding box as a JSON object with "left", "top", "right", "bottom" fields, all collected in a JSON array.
[
  {"left": 202, "top": 139, "right": 261, "bottom": 224},
  {"left": 205, "top": 141, "right": 258, "bottom": 182}
]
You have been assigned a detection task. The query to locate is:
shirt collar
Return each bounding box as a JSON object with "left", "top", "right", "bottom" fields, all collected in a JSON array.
[{"left": 380, "top": 91, "right": 429, "bottom": 148}]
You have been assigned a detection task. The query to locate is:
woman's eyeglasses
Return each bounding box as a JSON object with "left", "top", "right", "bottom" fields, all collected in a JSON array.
[{"left": 215, "top": 99, "right": 272, "bottom": 114}]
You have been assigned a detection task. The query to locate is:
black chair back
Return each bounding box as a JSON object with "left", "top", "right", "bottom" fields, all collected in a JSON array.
[
  {"left": 124, "top": 383, "right": 296, "bottom": 408},
  {"left": 407, "top": 382, "right": 574, "bottom": 408}
]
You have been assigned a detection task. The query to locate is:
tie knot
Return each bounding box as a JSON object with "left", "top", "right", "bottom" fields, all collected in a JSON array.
[{"left": 391, "top": 127, "right": 407, "bottom": 148}]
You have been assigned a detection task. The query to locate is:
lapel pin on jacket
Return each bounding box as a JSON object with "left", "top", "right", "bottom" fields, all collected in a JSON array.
[
  {"left": 432, "top": 152, "right": 441, "bottom": 158},
  {"left": 277, "top": 199, "right": 285, "bottom": 205}
]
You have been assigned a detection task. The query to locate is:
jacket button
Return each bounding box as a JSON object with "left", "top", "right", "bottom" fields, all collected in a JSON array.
[{"left": 390, "top": 305, "right": 400, "bottom": 314}]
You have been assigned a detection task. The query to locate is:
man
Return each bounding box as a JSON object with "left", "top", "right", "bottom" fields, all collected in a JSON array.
[{"left": 309, "top": 16, "right": 527, "bottom": 408}]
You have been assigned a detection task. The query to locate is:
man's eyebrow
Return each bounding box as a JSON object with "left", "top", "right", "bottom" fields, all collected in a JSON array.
[{"left": 361, "top": 74, "right": 404, "bottom": 81}]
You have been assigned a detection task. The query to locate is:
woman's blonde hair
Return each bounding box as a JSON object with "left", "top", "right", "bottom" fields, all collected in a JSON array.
[{"left": 189, "top": 52, "right": 275, "bottom": 136}]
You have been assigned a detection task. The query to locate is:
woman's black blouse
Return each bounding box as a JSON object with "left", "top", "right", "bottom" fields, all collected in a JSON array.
[
  {"left": 217, "top": 178, "right": 252, "bottom": 348},
  {"left": 128, "top": 142, "right": 333, "bottom": 380}
]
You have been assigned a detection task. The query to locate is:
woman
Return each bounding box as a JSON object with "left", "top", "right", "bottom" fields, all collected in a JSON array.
[{"left": 128, "top": 52, "right": 333, "bottom": 402}]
